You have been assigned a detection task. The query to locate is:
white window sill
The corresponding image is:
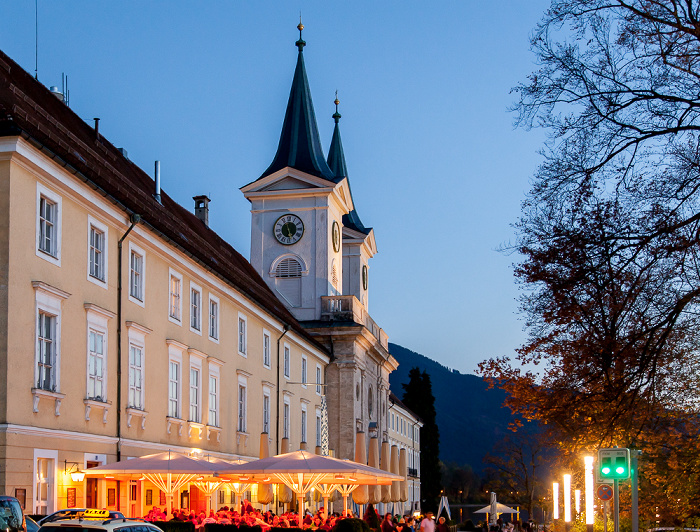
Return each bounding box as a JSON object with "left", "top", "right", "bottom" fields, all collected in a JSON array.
[
  {"left": 206, "top": 425, "right": 221, "bottom": 443},
  {"left": 236, "top": 431, "right": 249, "bottom": 447},
  {"left": 188, "top": 421, "right": 204, "bottom": 439},
  {"left": 84, "top": 398, "right": 112, "bottom": 423},
  {"left": 126, "top": 407, "right": 148, "bottom": 429},
  {"left": 166, "top": 416, "right": 186, "bottom": 436},
  {"left": 32, "top": 388, "right": 66, "bottom": 416}
]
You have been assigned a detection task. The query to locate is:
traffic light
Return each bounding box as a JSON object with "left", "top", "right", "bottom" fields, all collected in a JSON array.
[{"left": 598, "top": 448, "right": 630, "bottom": 480}]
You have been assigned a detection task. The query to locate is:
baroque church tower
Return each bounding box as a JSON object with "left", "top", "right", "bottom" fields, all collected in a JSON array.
[{"left": 241, "top": 24, "right": 398, "bottom": 461}]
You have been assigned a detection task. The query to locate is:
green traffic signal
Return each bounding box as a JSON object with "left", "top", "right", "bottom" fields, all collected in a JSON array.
[{"left": 598, "top": 448, "right": 630, "bottom": 480}]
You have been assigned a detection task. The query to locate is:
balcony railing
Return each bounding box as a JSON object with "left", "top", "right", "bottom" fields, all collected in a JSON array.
[{"left": 321, "top": 295, "right": 389, "bottom": 350}]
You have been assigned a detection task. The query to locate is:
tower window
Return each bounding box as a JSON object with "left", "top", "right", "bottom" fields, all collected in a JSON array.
[{"left": 275, "top": 258, "right": 302, "bottom": 278}]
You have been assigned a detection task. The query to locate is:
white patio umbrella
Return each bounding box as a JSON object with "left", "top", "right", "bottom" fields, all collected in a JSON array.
[
  {"left": 256, "top": 434, "right": 274, "bottom": 505},
  {"left": 380, "top": 441, "right": 392, "bottom": 503},
  {"left": 83, "top": 450, "right": 219, "bottom": 516},
  {"left": 390, "top": 445, "right": 400, "bottom": 504},
  {"left": 399, "top": 448, "right": 408, "bottom": 503},
  {"left": 215, "top": 449, "right": 401, "bottom": 519},
  {"left": 352, "top": 432, "right": 369, "bottom": 517},
  {"left": 368, "top": 437, "right": 381, "bottom": 506}
]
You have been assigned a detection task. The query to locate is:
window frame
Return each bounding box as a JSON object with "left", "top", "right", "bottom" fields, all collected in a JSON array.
[
  {"left": 127, "top": 323, "right": 149, "bottom": 410},
  {"left": 237, "top": 313, "right": 247, "bottom": 357},
  {"left": 283, "top": 344, "right": 290, "bottom": 379},
  {"left": 262, "top": 389, "right": 271, "bottom": 434},
  {"left": 316, "top": 409, "right": 322, "bottom": 447},
  {"left": 36, "top": 184, "right": 62, "bottom": 266},
  {"left": 208, "top": 294, "right": 220, "bottom": 343},
  {"left": 283, "top": 398, "right": 290, "bottom": 439},
  {"left": 189, "top": 282, "right": 202, "bottom": 334},
  {"left": 316, "top": 365, "right": 322, "bottom": 395},
  {"left": 86, "top": 215, "right": 109, "bottom": 288},
  {"left": 262, "top": 330, "right": 271, "bottom": 368},
  {"left": 301, "top": 355, "right": 307, "bottom": 388},
  {"left": 167, "top": 345, "right": 183, "bottom": 419},
  {"left": 128, "top": 242, "right": 146, "bottom": 306},
  {"left": 237, "top": 380, "right": 247, "bottom": 433},
  {"left": 33, "top": 283, "right": 69, "bottom": 393},
  {"left": 300, "top": 403, "right": 307, "bottom": 443},
  {"left": 168, "top": 269, "right": 183, "bottom": 324}
]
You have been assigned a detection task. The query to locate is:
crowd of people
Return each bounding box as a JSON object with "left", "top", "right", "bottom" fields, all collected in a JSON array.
[{"left": 143, "top": 500, "right": 449, "bottom": 532}]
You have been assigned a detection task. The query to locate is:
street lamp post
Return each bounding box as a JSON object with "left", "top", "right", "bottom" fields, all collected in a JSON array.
[{"left": 584, "top": 456, "right": 595, "bottom": 532}]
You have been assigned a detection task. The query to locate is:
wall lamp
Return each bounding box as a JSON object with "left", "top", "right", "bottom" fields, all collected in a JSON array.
[{"left": 64, "top": 461, "right": 85, "bottom": 482}]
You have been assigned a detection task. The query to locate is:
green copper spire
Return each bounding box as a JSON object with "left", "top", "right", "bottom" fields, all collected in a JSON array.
[
  {"left": 327, "top": 94, "right": 347, "bottom": 181},
  {"left": 327, "top": 95, "right": 370, "bottom": 234},
  {"left": 260, "top": 21, "right": 334, "bottom": 181}
]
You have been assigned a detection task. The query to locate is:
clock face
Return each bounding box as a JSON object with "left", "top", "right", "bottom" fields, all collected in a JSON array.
[
  {"left": 332, "top": 221, "right": 340, "bottom": 252},
  {"left": 274, "top": 214, "right": 304, "bottom": 245}
]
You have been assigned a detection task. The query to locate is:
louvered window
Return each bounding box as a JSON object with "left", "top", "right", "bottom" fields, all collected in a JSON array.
[{"left": 276, "top": 258, "right": 302, "bottom": 278}]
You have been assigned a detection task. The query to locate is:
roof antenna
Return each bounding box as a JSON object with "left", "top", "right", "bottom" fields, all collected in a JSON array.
[{"left": 34, "top": 0, "right": 38, "bottom": 80}]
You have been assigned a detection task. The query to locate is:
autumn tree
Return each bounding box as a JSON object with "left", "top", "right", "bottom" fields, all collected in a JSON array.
[
  {"left": 402, "top": 367, "right": 441, "bottom": 512},
  {"left": 483, "top": 429, "right": 550, "bottom": 519},
  {"left": 479, "top": 0, "right": 700, "bottom": 523}
]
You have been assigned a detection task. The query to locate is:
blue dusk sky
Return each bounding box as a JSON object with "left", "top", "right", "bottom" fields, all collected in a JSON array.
[{"left": 0, "top": 1, "right": 550, "bottom": 375}]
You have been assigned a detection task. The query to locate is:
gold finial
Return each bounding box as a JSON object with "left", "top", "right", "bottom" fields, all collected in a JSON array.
[
  {"left": 298, "top": 13, "right": 303, "bottom": 32},
  {"left": 334, "top": 90, "right": 339, "bottom": 107}
]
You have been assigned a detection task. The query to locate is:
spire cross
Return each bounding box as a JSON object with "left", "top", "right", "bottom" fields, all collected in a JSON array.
[
  {"left": 333, "top": 91, "right": 341, "bottom": 123},
  {"left": 296, "top": 17, "right": 306, "bottom": 51}
]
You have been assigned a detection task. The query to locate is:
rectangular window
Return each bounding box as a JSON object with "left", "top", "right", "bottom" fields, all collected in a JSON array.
[
  {"left": 209, "top": 297, "right": 219, "bottom": 340},
  {"left": 238, "top": 385, "right": 247, "bottom": 432},
  {"left": 190, "top": 287, "right": 201, "bottom": 331},
  {"left": 169, "top": 272, "right": 182, "bottom": 321},
  {"left": 283, "top": 402, "right": 290, "bottom": 438},
  {"left": 316, "top": 366, "right": 322, "bottom": 394},
  {"left": 284, "top": 346, "right": 290, "bottom": 378},
  {"left": 37, "top": 312, "right": 56, "bottom": 391},
  {"left": 168, "top": 361, "right": 180, "bottom": 418},
  {"left": 301, "top": 408, "right": 307, "bottom": 443},
  {"left": 89, "top": 226, "right": 105, "bottom": 280},
  {"left": 129, "top": 250, "right": 143, "bottom": 301},
  {"left": 209, "top": 375, "right": 219, "bottom": 427},
  {"left": 190, "top": 368, "right": 200, "bottom": 422},
  {"left": 301, "top": 357, "right": 307, "bottom": 387},
  {"left": 128, "top": 345, "right": 143, "bottom": 409},
  {"left": 263, "top": 394, "right": 270, "bottom": 433},
  {"left": 87, "top": 330, "right": 105, "bottom": 400},
  {"left": 316, "top": 413, "right": 322, "bottom": 447},
  {"left": 38, "top": 197, "right": 57, "bottom": 257},
  {"left": 238, "top": 315, "right": 247, "bottom": 355},
  {"left": 263, "top": 332, "right": 271, "bottom": 367}
]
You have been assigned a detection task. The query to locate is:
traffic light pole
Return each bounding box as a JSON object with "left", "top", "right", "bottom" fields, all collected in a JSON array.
[
  {"left": 613, "top": 480, "right": 620, "bottom": 532},
  {"left": 631, "top": 451, "right": 640, "bottom": 532}
]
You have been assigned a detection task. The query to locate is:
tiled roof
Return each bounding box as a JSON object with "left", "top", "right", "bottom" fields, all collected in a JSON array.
[
  {"left": 0, "top": 48, "right": 327, "bottom": 355},
  {"left": 390, "top": 391, "right": 422, "bottom": 423}
]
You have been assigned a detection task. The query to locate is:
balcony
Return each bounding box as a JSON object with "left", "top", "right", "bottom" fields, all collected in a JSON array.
[{"left": 321, "top": 295, "right": 388, "bottom": 350}]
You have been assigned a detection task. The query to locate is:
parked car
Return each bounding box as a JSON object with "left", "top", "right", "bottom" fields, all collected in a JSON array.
[
  {"left": 37, "top": 510, "right": 125, "bottom": 526},
  {"left": 0, "top": 496, "right": 26, "bottom": 532},
  {"left": 37, "top": 511, "right": 160, "bottom": 532},
  {"left": 25, "top": 516, "right": 39, "bottom": 532}
]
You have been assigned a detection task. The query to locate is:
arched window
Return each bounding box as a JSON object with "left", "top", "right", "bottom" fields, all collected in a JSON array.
[
  {"left": 276, "top": 258, "right": 302, "bottom": 278},
  {"left": 270, "top": 255, "right": 306, "bottom": 307}
]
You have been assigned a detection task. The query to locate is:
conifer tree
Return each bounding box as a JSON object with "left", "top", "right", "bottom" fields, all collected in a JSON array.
[{"left": 402, "top": 367, "right": 441, "bottom": 512}]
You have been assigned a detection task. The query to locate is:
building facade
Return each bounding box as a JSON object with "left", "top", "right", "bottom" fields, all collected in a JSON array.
[{"left": 0, "top": 48, "right": 329, "bottom": 516}]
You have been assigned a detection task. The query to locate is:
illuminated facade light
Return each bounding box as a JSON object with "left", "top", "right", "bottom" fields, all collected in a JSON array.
[
  {"left": 553, "top": 482, "right": 559, "bottom": 520},
  {"left": 575, "top": 489, "right": 581, "bottom": 513},
  {"left": 584, "top": 456, "right": 595, "bottom": 525},
  {"left": 564, "top": 474, "right": 571, "bottom": 522}
]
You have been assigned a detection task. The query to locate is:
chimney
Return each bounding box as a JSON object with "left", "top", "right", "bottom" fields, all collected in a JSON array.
[
  {"left": 193, "top": 195, "right": 210, "bottom": 226},
  {"left": 154, "top": 161, "right": 161, "bottom": 204}
]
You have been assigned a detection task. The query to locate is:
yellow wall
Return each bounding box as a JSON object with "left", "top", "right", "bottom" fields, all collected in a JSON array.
[{"left": 0, "top": 138, "right": 329, "bottom": 512}]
